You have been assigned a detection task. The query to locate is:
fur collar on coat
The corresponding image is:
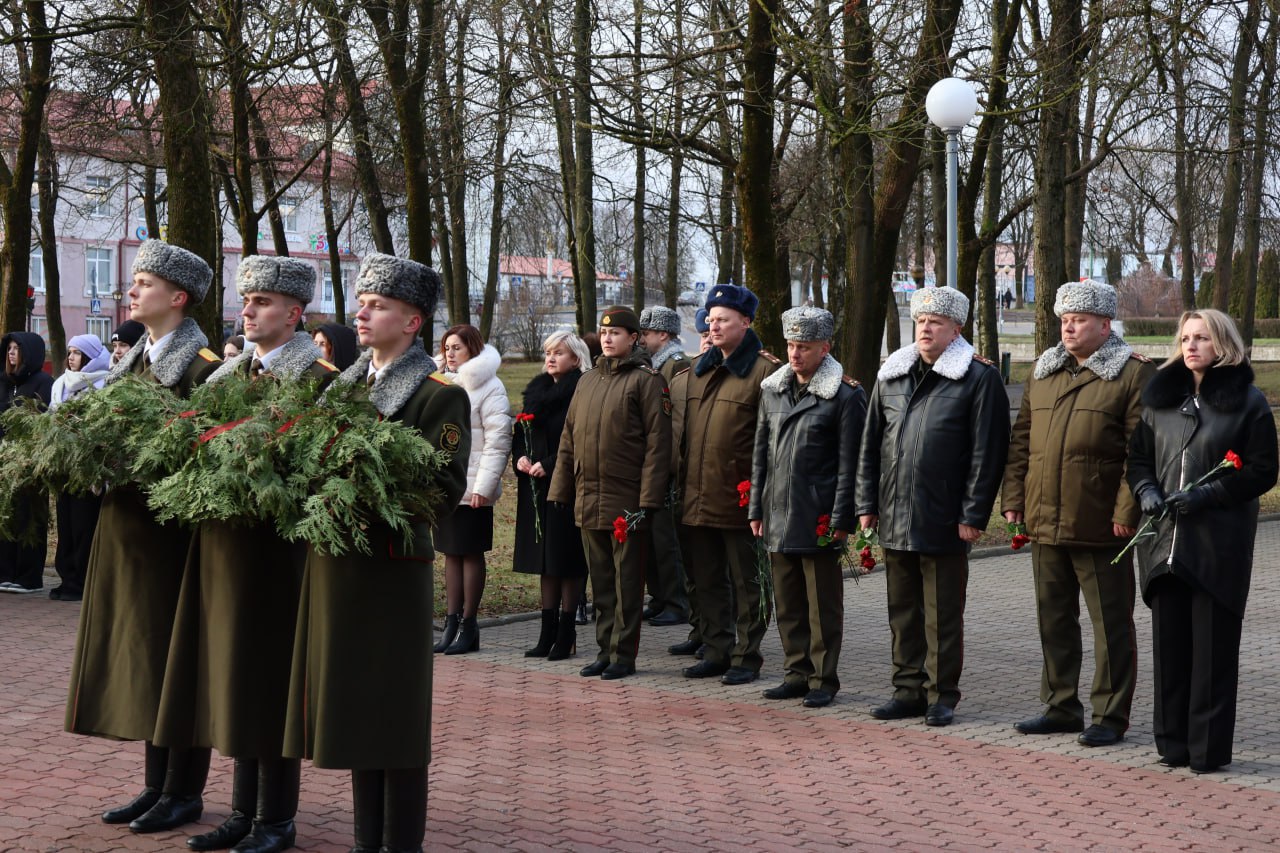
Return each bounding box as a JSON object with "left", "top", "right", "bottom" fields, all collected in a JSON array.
[
  {"left": 650, "top": 339, "right": 685, "bottom": 372},
  {"left": 332, "top": 344, "right": 437, "bottom": 417},
  {"left": 694, "top": 328, "right": 764, "bottom": 378},
  {"left": 1142, "top": 360, "right": 1255, "bottom": 411},
  {"left": 207, "top": 332, "right": 326, "bottom": 383},
  {"left": 108, "top": 317, "right": 209, "bottom": 388},
  {"left": 760, "top": 353, "right": 845, "bottom": 400},
  {"left": 878, "top": 335, "right": 974, "bottom": 383},
  {"left": 1033, "top": 331, "right": 1133, "bottom": 381}
]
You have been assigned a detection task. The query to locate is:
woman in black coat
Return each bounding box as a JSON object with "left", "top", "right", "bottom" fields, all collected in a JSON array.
[
  {"left": 0, "top": 332, "right": 53, "bottom": 593},
  {"left": 1127, "top": 309, "right": 1279, "bottom": 774},
  {"left": 513, "top": 330, "right": 591, "bottom": 660}
]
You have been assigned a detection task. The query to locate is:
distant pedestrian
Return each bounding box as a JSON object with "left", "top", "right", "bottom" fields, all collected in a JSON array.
[
  {"left": 433, "top": 324, "right": 513, "bottom": 654},
  {"left": 513, "top": 330, "right": 591, "bottom": 661},
  {"left": 1127, "top": 309, "right": 1278, "bottom": 774},
  {"left": 857, "top": 286, "right": 1009, "bottom": 727},
  {"left": 749, "top": 307, "right": 866, "bottom": 709},
  {"left": 1002, "top": 280, "right": 1155, "bottom": 747}
]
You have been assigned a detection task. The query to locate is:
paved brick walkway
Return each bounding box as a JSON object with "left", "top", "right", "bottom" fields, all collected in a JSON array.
[{"left": 5, "top": 522, "right": 1280, "bottom": 850}]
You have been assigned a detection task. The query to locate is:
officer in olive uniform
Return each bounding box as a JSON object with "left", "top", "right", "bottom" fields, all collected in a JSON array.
[
  {"left": 547, "top": 306, "right": 672, "bottom": 679},
  {"left": 750, "top": 307, "right": 866, "bottom": 708},
  {"left": 1002, "top": 280, "right": 1154, "bottom": 748},
  {"left": 679, "top": 284, "right": 781, "bottom": 686},
  {"left": 638, "top": 305, "right": 691, "bottom": 627},
  {"left": 856, "top": 286, "right": 1009, "bottom": 727},
  {"left": 284, "top": 253, "right": 471, "bottom": 853},
  {"left": 155, "top": 256, "right": 339, "bottom": 853},
  {"left": 65, "top": 240, "right": 222, "bottom": 835}
]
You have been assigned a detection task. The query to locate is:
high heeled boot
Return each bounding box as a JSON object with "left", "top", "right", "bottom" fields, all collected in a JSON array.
[
  {"left": 349, "top": 769, "right": 384, "bottom": 853},
  {"left": 186, "top": 758, "right": 256, "bottom": 850},
  {"left": 444, "top": 616, "right": 479, "bottom": 655},
  {"left": 432, "top": 613, "right": 461, "bottom": 653},
  {"left": 380, "top": 768, "right": 426, "bottom": 853},
  {"left": 547, "top": 610, "right": 577, "bottom": 661},
  {"left": 102, "top": 742, "right": 166, "bottom": 824},
  {"left": 524, "top": 609, "right": 558, "bottom": 657},
  {"left": 231, "top": 757, "right": 299, "bottom": 853}
]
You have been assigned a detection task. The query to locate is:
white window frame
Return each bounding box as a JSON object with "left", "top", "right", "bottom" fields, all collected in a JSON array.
[
  {"left": 29, "top": 315, "right": 47, "bottom": 343},
  {"left": 280, "top": 194, "right": 301, "bottom": 234},
  {"left": 85, "top": 246, "right": 113, "bottom": 298},
  {"left": 86, "top": 316, "right": 112, "bottom": 341},
  {"left": 30, "top": 245, "right": 45, "bottom": 293},
  {"left": 86, "top": 175, "right": 112, "bottom": 218}
]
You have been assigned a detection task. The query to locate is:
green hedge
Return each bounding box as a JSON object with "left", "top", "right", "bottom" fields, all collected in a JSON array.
[{"left": 1124, "top": 316, "right": 1280, "bottom": 338}]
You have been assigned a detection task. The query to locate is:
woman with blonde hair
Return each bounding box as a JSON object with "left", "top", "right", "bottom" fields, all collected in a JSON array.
[
  {"left": 1127, "top": 308, "right": 1278, "bottom": 773},
  {"left": 512, "top": 330, "right": 592, "bottom": 659}
]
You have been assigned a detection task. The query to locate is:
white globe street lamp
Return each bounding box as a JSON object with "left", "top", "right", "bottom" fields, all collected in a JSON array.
[{"left": 926, "top": 77, "right": 978, "bottom": 293}]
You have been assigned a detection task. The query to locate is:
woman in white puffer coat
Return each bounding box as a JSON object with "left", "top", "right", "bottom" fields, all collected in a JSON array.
[{"left": 433, "top": 324, "right": 512, "bottom": 654}]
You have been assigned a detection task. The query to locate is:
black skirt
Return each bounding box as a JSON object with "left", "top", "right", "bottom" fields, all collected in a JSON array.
[{"left": 432, "top": 505, "right": 494, "bottom": 555}]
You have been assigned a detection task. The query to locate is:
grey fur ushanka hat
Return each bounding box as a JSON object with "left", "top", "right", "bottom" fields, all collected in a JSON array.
[
  {"left": 236, "top": 255, "right": 316, "bottom": 303},
  {"left": 1054, "top": 278, "right": 1117, "bottom": 319},
  {"left": 639, "top": 305, "right": 681, "bottom": 336},
  {"left": 910, "top": 285, "right": 969, "bottom": 325},
  {"left": 131, "top": 240, "right": 213, "bottom": 304},
  {"left": 354, "top": 253, "right": 441, "bottom": 316},
  {"left": 781, "top": 306, "right": 835, "bottom": 342}
]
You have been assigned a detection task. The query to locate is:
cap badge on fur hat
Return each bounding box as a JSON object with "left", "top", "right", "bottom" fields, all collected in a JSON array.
[
  {"left": 354, "top": 253, "right": 441, "bottom": 316},
  {"left": 782, "top": 306, "right": 835, "bottom": 342},
  {"left": 131, "top": 240, "right": 213, "bottom": 304},
  {"left": 236, "top": 255, "right": 317, "bottom": 303},
  {"left": 704, "top": 283, "right": 759, "bottom": 320},
  {"left": 1054, "top": 278, "right": 1118, "bottom": 319},
  {"left": 909, "top": 285, "right": 969, "bottom": 325}
]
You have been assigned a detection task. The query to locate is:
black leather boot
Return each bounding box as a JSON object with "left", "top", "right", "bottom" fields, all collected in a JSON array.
[
  {"left": 231, "top": 758, "right": 299, "bottom": 853},
  {"left": 547, "top": 611, "right": 577, "bottom": 661},
  {"left": 432, "top": 613, "right": 460, "bottom": 653},
  {"left": 444, "top": 616, "right": 478, "bottom": 655},
  {"left": 525, "top": 609, "right": 558, "bottom": 657},
  {"left": 188, "top": 758, "right": 256, "bottom": 850},
  {"left": 379, "top": 768, "right": 426, "bottom": 853},
  {"left": 349, "top": 769, "right": 383, "bottom": 853},
  {"left": 130, "top": 746, "right": 210, "bottom": 833},
  {"left": 102, "top": 742, "right": 165, "bottom": 824}
]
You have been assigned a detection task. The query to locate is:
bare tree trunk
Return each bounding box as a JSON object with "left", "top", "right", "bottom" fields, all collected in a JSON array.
[
  {"left": 630, "top": 0, "right": 646, "bottom": 313},
  {"left": 37, "top": 128, "right": 63, "bottom": 371},
  {"left": 250, "top": 102, "right": 289, "bottom": 256},
  {"left": 1172, "top": 21, "right": 1197, "bottom": 310},
  {"left": 1238, "top": 5, "right": 1276, "bottom": 346},
  {"left": 321, "top": 141, "right": 348, "bottom": 324},
  {"left": 1063, "top": 85, "right": 1088, "bottom": 280},
  {"left": 571, "top": 0, "right": 597, "bottom": 323},
  {"left": 480, "top": 22, "right": 513, "bottom": 340},
  {"left": 434, "top": 5, "right": 470, "bottom": 324},
  {"left": 219, "top": 0, "right": 257, "bottom": 257},
  {"left": 1213, "top": 0, "right": 1261, "bottom": 312}
]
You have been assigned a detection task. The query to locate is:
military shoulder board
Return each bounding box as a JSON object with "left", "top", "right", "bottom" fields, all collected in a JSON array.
[
  {"left": 1130, "top": 352, "right": 1153, "bottom": 363},
  {"left": 196, "top": 348, "right": 220, "bottom": 362},
  {"left": 972, "top": 353, "right": 996, "bottom": 367},
  {"left": 428, "top": 371, "right": 452, "bottom": 385},
  {"left": 842, "top": 375, "right": 861, "bottom": 389},
  {"left": 760, "top": 350, "right": 784, "bottom": 365}
]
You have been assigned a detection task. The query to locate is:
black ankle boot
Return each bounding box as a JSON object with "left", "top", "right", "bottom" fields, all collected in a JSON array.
[
  {"left": 103, "top": 742, "right": 166, "bottom": 824},
  {"left": 525, "top": 609, "right": 558, "bottom": 657},
  {"left": 231, "top": 758, "right": 299, "bottom": 853},
  {"left": 547, "top": 611, "right": 577, "bottom": 660},
  {"left": 380, "top": 768, "right": 426, "bottom": 853},
  {"left": 444, "top": 616, "right": 478, "bottom": 654},
  {"left": 350, "top": 769, "right": 384, "bottom": 853},
  {"left": 131, "top": 746, "right": 211, "bottom": 833},
  {"left": 432, "top": 613, "right": 461, "bottom": 653},
  {"left": 188, "top": 758, "right": 256, "bottom": 850}
]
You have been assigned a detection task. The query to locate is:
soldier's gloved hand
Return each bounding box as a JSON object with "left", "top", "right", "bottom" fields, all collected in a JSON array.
[
  {"left": 1165, "top": 486, "right": 1213, "bottom": 516},
  {"left": 1134, "top": 483, "right": 1166, "bottom": 518}
]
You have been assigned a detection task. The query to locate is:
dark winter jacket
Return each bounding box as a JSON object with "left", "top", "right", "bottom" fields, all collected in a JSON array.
[
  {"left": 0, "top": 332, "right": 53, "bottom": 436},
  {"left": 1126, "top": 361, "right": 1279, "bottom": 617},
  {"left": 855, "top": 337, "right": 1009, "bottom": 554},
  {"left": 749, "top": 354, "right": 866, "bottom": 553}
]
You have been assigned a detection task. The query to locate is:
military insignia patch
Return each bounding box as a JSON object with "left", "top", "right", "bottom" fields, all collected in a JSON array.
[
  {"left": 661, "top": 386, "right": 673, "bottom": 416},
  {"left": 602, "top": 315, "right": 612, "bottom": 325},
  {"left": 440, "top": 423, "right": 462, "bottom": 452}
]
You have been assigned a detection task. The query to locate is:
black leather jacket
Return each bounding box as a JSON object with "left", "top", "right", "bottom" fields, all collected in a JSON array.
[
  {"left": 1126, "top": 361, "right": 1278, "bottom": 616},
  {"left": 855, "top": 340, "right": 1009, "bottom": 555}
]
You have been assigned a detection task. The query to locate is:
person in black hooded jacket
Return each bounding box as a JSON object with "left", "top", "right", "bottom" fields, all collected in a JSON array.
[
  {"left": 1127, "top": 309, "right": 1279, "bottom": 774},
  {"left": 312, "top": 322, "right": 359, "bottom": 371},
  {"left": 0, "top": 331, "right": 53, "bottom": 593}
]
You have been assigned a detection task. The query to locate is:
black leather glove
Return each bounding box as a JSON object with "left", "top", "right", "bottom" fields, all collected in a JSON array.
[
  {"left": 1134, "top": 483, "right": 1166, "bottom": 518},
  {"left": 1165, "top": 486, "right": 1213, "bottom": 516}
]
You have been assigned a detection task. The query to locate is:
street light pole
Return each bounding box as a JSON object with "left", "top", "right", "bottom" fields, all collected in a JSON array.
[{"left": 925, "top": 77, "right": 978, "bottom": 293}]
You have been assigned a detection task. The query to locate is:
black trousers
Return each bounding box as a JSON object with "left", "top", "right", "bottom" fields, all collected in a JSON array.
[
  {"left": 0, "top": 494, "right": 49, "bottom": 590},
  {"left": 1149, "top": 574, "right": 1243, "bottom": 769},
  {"left": 54, "top": 490, "right": 102, "bottom": 594}
]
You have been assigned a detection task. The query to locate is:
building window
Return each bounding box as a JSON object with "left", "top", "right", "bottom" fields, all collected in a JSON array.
[
  {"left": 86, "top": 317, "right": 112, "bottom": 341},
  {"left": 321, "top": 267, "right": 335, "bottom": 309},
  {"left": 86, "top": 175, "right": 112, "bottom": 218},
  {"left": 30, "top": 246, "right": 45, "bottom": 293},
  {"left": 30, "top": 315, "right": 47, "bottom": 344},
  {"left": 85, "top": 247, "right": 113, "bottom": 297},
  {"left": 280, "top": 195, "right": 300, "bottom": 234}
]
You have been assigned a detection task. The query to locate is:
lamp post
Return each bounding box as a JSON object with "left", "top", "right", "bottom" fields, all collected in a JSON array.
[{"left": 925, "top": 77, "right": 978, "bottom": 292}]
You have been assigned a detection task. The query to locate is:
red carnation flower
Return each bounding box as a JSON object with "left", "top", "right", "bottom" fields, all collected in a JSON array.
[
  {"left": 816, "top": 514, "right": 832, "bottom": 537},
  {"left": 737, "top": 480, "right": 751, "bottom": 508},
  {"left": 1011, "top": 534, "right": 1031, "bottom": 550},
  {"left": 1226, "top": 449, "right": 1242, "bottom": 469}
]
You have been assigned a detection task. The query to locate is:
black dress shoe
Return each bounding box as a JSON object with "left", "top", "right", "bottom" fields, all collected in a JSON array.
[
  {"left": 130, "top": 794, "right": 204, "bottom": 833},
  {"left": 188, "top": 811, "right": 252, "bottom": 849},
  {"left": 925, "top": 703, "right": 954, "bottom": 726},
  {"left": 1157, "top": 755, "right": 1190, "bottom": 768},
  {"left": 230, "top": 819, "right": 296, "bottom": 853},
  {"left": 762, "top": 682, "right": 808, "bottom": 700},
  {"left": 643, "top": 604, "right": 661, "bottom": 620},
  {"left": 579, "top": 660, "right": 609, "bottom": 677},
  {"left": 103, "top": 788, "right": 161, "bottom": 824},
  {"left": 682, "top": 660, "right": 729, "bottom": 679},
  {"left": 695, "top": 644, "right": 706, "bottom": 659},
  {"left": 648, "top": 610, "right": 687, "bottom": 627},
  {"left": 870, "top": 698, "right": 928, "bottom": 720},
  {"left": 668, "top": 638, "right": 702, "bottom": 656},
  {"left": 720, "top": 667, "right": 758, "bottom": 685},
  {"left": 1014, "top": 714, "right": 1084, "bottom": 735},
  {"left": 600, "top": 662, "right": 636, "bottom": 680},
  {"left": 1190, "top": 762, "right": 1226, "bottom": 775},
  {"left": 1077, "top": 725, "right": 1122, "bottom": 747},
  {"left": 802, "top": 689, "right": 835, "bottom": 708}
]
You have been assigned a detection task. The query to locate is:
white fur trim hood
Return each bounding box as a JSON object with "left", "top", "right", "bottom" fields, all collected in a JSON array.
[
  {"left": 878, "top": 336, "right": 975, "bottom": 383},
  {"left": 444, "top": 344, "right": 512, "bottom": 504},
  {"left": 761, "top": 353, "right": 845, "bottom": 399},
  {"left": 1033, "top": 331, "right": 1133, "bottom": 381}
]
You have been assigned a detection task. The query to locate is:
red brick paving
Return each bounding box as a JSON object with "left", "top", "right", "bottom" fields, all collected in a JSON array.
[{"left": 7, "top": 518, "right": 1280, "bottom": 850}]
